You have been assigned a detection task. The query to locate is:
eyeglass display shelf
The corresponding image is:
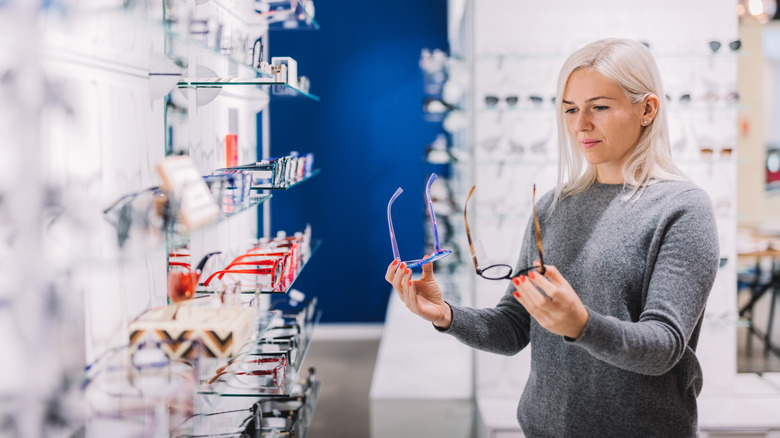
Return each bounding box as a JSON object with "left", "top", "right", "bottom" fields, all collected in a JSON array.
[
  {"left": 165, "top": 193, "right": 274, "bottom": 249},
  {"left": 250, "top": 169, "right": 321, "bottom": 191},
  {"left": 196, "top": 238, "right": 321, "bottom": 295},
  {"left": 73, "top": 308, "right": 318, "bottom": 434},
  {"left": 171, "top": 377, "right": 322, "bottom": 438},
  {"left": 177, "top": 78, "right": 320, "bottom": 102},
  {"left": 197, "top": 310, "right": 321, "bottom": 397},
  {"left": 171, "top": 379, "right": 321, "bottom": 438}
]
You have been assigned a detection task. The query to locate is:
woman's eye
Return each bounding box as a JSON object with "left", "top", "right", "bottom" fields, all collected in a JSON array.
[
  {"left": 593, "top": 105, "right": 609, "bottom": 111},
  {"left": 564, "top": 107, "right": 577, "bottom": 114}
]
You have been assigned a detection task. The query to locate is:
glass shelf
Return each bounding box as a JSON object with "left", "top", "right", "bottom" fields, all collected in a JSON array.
[
  {"left": 167, "top": 193, "right": 273, "bottom": 248},
  {"left": 171, "top": 379, "right": 321, "bottom": 437},
  {"left": 177, "top": 79, "right": 320, "bottom": 101},
  {"left": 101, "top": 183, "right": 272, "bottom": 256},
  {"left": 251, "top": 169, "right": 321, "bottom": 190},
  {"left": 196, "top": 239, "right": 322, "bottom": 295},
  {"left": 197, "top": 310, "right": 321, "bottom": 397}
]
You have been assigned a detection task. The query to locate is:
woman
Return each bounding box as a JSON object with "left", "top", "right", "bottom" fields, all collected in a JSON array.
[{"left": 385, "top": 38, "right": 720, "bottom": 437}]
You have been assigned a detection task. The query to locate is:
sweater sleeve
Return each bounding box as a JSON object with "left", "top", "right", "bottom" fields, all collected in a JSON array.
[
  {"left": 568, "top": 188, "right": 720, "bottom": 375},
  {"left": 435, "top": 216, "right": 535, "bottom": 356}
]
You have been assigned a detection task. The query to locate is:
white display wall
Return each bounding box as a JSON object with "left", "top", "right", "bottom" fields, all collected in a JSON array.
[{"left": 0, "top": 1, "right": 320, "bottom": 436}]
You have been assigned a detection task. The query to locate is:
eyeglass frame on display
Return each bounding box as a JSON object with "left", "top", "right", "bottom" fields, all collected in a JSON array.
[
  {"left": 387, "top": 173, "right": 453, "bottom": 269},
  {"left": 208, "top": 354, "right": 288, "bottom": 385},
  {"left": 463, "top": 184, "right": 546, "bottom": 281}
]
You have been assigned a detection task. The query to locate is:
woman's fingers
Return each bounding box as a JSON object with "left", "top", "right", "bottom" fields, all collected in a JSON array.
[
  {"left": 391, "top": 262, "right": 408, "bottom": 298},
  {"left": 512, "top": 275, "right": 550, "bottom": 312},
  {"left": 385, "top": 259, "right": 400, "bottom": 283},
  {"left": 527, "top": 269, "right": 556, "bottom": 301},
  {"left": 535, "top": 262, "right": 564, "bottom": 287},
  {"left": 419, "top": 255, "right": 435, "bottom": 281}
]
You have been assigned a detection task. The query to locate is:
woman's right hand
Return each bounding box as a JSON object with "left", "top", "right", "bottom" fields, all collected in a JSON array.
[{"left": 385, "top": 258, "right": 452, "bottom": 329}]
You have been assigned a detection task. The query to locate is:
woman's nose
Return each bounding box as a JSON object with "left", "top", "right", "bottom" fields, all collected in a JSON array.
[{"left": 575, "top": 113, "right": 592, "bottom": 132}]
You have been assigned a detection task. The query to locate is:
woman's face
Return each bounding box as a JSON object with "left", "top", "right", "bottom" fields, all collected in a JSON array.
[{"left": 562, "top": 68, "right": 646, "bottom": 183}]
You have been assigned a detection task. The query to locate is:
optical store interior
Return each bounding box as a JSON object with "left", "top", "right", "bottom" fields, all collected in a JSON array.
[{"left": 5, "top": 0, "right": 780, "bottom": 437}]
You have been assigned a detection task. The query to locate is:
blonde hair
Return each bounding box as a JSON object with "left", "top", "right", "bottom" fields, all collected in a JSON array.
[{"left": 553, "top": 38, "right": 686, "bottom": 204}]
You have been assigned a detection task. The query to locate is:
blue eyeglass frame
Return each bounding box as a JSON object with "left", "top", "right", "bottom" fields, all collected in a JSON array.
[{"left": 387, "top": 173, "right": 452, "bottom": 268}]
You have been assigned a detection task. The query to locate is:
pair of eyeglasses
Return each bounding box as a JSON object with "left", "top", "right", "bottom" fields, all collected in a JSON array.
[
  {"left": 464, "top": 184, "right": 545, "bottom": 280},
  {"left": 208, "top": 355, "right": 288, "bottom": 385},
  {"left": 708, "top": 39, "right": 741, "bottom": 53},
  {"left": 208, "top": 362, "right": 287, "bottom": 388},
  {"left": 387, "top": 173, "right": 452, "bottom": 268},
  {"left": 485, "top": 95, "right": 519, "bottom": 107}
]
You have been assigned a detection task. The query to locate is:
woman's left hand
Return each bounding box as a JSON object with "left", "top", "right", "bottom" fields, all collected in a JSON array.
[{"left": 512, "top": 262, "right": 589, "bottom": 339}]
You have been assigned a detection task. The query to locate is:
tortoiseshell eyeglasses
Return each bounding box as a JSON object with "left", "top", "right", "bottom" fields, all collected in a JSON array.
[{"left": 464, "top": 184, "right": 546, "bottom": 280}]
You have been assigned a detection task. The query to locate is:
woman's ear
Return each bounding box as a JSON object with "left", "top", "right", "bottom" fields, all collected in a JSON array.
[{"left": 642, "top": 93, "right": 659, "bottom": 121}]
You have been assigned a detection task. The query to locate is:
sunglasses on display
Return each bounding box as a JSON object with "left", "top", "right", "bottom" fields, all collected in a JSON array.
[
  {"left": 708, "top": 39, "right": 741, "bottom": 53},
  {"left": 387, "top": 173, "right": 452, "bottom": 268},
  {"left": 485, "top": 95, "right": 519, "bottom": 108},
  {"left": 463, "top": 184, "right": 546, "bottom": 280}
]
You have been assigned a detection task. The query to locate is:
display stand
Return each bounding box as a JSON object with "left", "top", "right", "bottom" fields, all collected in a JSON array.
[{"left": 370, "top": 289, "right": 474, "bottom": 438}]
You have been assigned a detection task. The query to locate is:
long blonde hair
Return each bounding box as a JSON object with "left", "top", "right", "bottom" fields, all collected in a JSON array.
[{"left": 553, "top": 38, "right": 686, "bottom": 204}]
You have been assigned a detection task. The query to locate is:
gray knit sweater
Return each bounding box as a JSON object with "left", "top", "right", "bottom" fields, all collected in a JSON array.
[{"left": 441, "top": 180, "right": 720, "bottom": 438}]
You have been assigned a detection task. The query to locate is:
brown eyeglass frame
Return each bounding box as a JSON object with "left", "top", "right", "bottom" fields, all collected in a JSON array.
[{"left": 464, "top": 184, "right": 546, "bottom": 280}]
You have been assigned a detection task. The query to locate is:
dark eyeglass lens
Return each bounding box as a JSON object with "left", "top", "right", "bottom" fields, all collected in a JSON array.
[
  {"left": 505, "top": 96, "right": 519, "bottom": 106},
  {"left": 485, "top": 96, "right": 499, "bottom": 107},
  {"left": 529, "top": 96, "right": 543, "bottom": 105},
  {"left": 679, "top": 94, "right": 691, "bottom": 103},
  {"left": 729, "top": 40, "right": 741, "bottom": 51},
  {"left": 481, "top": 264, "right": 512, "bottom": 280},
  {"left": 708, "top": 41, "right": 721, "bottom": 53}
]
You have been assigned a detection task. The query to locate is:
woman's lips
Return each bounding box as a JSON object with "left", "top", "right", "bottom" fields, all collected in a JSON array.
[{"left": 581, "top": 139, "right": 600, "bottom": 149}]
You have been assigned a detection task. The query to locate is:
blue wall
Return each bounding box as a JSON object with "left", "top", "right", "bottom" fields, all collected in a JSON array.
[{"left": 265, "top": 0, "right": 449, "bottom": 323}]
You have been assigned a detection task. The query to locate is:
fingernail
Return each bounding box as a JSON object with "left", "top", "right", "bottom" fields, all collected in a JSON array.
[
  {"left": 406, "top": 268, "right": 411, "bottom": 275},
  {"left": 513, "top": 291, "right": 520, "bottom": 299},
  {"left": 392, "top": 260, "right": 399, "bottom": 266},
  {"left": 408, "top": 280, "right": 412, "bottom": 286},
  {"left": 512, "top": 277, "right": 520, "bottom": 286},
  {"left": 520, "top": 275, "right": 527, "bottom": 283},
  {"left": 399, "top": 262, "right": 406, "bottom": 270},
  {"left": 529, "top": 271, "right": 536, "bottom": 280}
]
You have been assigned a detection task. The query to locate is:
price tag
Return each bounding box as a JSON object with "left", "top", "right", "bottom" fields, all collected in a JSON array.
[{"left": 157, "top": 155, "right": 220, "bottom": 230}]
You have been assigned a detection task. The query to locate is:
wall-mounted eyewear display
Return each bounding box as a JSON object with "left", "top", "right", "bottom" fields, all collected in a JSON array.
[
  {"left": 464, "top": 184, "right": 546, "bottom": 280},
  {"left": 387, "top": 173, "right": 452, "bottom": 268}
]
